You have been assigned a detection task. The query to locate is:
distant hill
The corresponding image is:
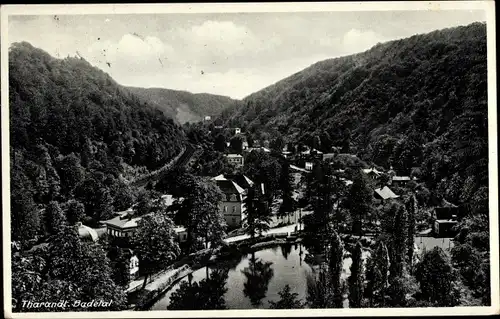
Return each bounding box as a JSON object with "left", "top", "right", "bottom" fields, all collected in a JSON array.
[
  {"left": 221, "top": 22, "right": 488, "bottom": 207},
  {"left": 126, "top": 86, "right": 241, "bottom": 124}
]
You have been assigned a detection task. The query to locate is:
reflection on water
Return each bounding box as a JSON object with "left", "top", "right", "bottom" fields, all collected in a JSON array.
[
  {"left": 150, "top": 243, "right": 313, "bottom": 310},
  {"left": 241, "top": 253, "right": 274, "bottom": 306}
]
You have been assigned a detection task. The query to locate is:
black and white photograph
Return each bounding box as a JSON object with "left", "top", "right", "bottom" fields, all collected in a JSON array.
[{"left": 1, "top": 2, "right": 498, "bottom": 318}]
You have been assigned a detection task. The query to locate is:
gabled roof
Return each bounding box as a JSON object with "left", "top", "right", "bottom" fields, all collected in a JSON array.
[
  {"left": 363, "top": 168, "right": 383, "bottom": 176},
  {"left": 434, "top": 207, "right": 459, "bottom": 220},
  {"left": 102, "top": 214, "right": 142, "bottom": 229},
  {"left": 290, "top": 165, "right": 308, "bottom": 173},
  {"left": 226, "top": 154, "right": 243, "bottom": 158},
  {"left": 222, "top": 174, "right": 254, "bottom": 189},
  {"left": 374, "top": 186, "right": 399, "bottom": 200},
  {"left": 212, "top": 178, "right": 245, "bottom": 196}
]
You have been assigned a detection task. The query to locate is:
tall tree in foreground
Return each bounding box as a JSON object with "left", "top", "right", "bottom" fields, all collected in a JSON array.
[
  {"left": 389, "top": 203, "right": 408, "bottom": 279},
  {"left": 365, "top": 241, "right": 390, "bottom": 307},
  {"left": 415, "top": 246, "right": 461, "bottom": 306},
  {"left": 279, "top": 160, "right": 296, "bottom": 224},
  {"left": 269, "top": 284, "right": 305, "bottom": 309},
  {"left": 405, "top": 194, "right": 417, "bottom": 273},
  {"left": 244, "top": 184, "right": 271, "bottom": 239},
  {"left": 329, "top": 230, "right": 344, "bottom": 308},
  {"left": 345, "top": 171, "right": 372, "bottom": 236},
  {"left": 348, "top": 241, "right": 364, "bottom": 308},
  {"left": 44, "top": 201, "right": 67, "bottom": 236},
  {"left": 132, "top": 212, "right": 181, "bottom": 289},
  {"left": 168, "top": 267, "right": 229, "bottom": 310}
]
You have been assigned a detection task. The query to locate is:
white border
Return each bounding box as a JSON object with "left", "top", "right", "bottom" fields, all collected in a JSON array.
[{"left": 1, "top": 1, "right": 498, "bottom": 318}]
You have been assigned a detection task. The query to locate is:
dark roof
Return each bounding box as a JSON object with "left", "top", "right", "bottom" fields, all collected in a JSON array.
[
  {"left": 102, "top": 213, "right": 141, "bottom": 229},
  {"left": 222, "top": 174, "right": 254, "bottom": 189},
  {"left": 434, "top": 207, "right": 459, "bottom": 220},
  {"left": 213, "top": 179, "right": 245, "bottom": 197}
]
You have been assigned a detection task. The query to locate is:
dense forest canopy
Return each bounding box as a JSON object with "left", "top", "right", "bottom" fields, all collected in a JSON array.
[
  {"left": 220, "top": 22, "right": 489, "bottom": 209},
  {"left": 126, "top": 86, "right": 242, "bottom": 124},
  {"left": 9, "top": 42, "right": 187, "bottom": 244}
]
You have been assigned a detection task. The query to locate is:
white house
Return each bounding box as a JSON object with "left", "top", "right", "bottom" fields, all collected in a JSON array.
[{"left": 305, "top": 162, "right": 313, "bottom": 171}]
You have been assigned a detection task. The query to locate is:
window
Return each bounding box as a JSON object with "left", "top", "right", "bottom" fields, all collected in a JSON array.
[
  {"left": 224, "top": 206, "right": 228, "bottom": 213},
  {"left": 230, "top": 194, "right": 237, "bottom": 201},
  {"left": 232, "top": 206, "right": 236, "bottom": 213},
  {"left": 232, "top": 217, "right": 236, "bottom": 224}
]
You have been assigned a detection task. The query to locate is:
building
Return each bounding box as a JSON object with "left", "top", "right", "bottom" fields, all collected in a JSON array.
[
  {"left": 392, "top": 176, "right": 411, "bottom": 186},
  {"left": 102, "top": 210, "right": 141, "bottom": 239},
  {"left": 212, "top": 176, "right": 247, "bottom": 228},
  {"left": 362, "top": 167, "right": 383, "bottom": 179},
  {"left": 174, "top": 226, "right": 188, "bottom": 243},
  {"left": 234, "top": 127, "right": 241, "bottom": 135},
  {"left": 204, "top": 116, "right": 211, "bottom": 121},
  {"left": 242, "top": 141, "right": 249, "bottom": 150},
  {"left": 305, "top": 162, "right": 314, "bottom": 171},
  {"left": 300, "top": 148, "right": 323, "bottom": 161},
  {"left": 120, "top": 248, "right": 140, "bottom": 280},
  {"left": 374, "top": 186, "right": 399, "bottom": 201},
  {"left": 226, "top": 154, "right": 244, "bottom": 167},
  {"left": 214, "top": 174, "right": 254, "bottom": 190},
  {"left": 432, "top": 207, "right": 459, "bottom": 237}
]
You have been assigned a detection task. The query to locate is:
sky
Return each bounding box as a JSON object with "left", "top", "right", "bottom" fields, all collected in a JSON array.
[{"left": 8, "top": 10, "right": 486, "bottom": 99}]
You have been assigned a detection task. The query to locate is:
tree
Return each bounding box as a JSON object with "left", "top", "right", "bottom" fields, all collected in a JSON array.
[
  {"left": 229, "top": 135, "right": 244, "bottom": 154},
  {"left": 132, "top": 212, "right": 181, "bottom": 289},
  {"left": 415, "top": 247, "right": 459, "bottom": 306},
  {"left": 365, "top": 241, "right": 390, "bottom": 307},
  {"left": 55, "top": 153, "right": 85, "bottom": 198},
  {"left": 107, "top": 247, "right": 131, "bottom": 288},
  {"left": 174, "top": 176, "right": 226, "bottom": 252},
  {"left": 11, "top": 162, "right": 40, "bottom": 246},
  {"left": 278, "top": 160, "right": 296, "bottom": 223},
  {"left": 244, "top": 184, "right": 271, "bottom": 239},
  {"left": 46, "top": 226, "right": 127, "bottom": 310},
  {"left": 389, "top": 204, "right": 408, "bottom": 279},
  {"left": 329, "top": 230, "right": 344, "bottom": 308},
  {"left": 168, "top": 267, "right": 229, "bottom": 310},
  {"left": 44, "top": 201, "right": 67, "bottom": 236},
  {"left": 348, "top": 241, "right": 364, "bottom": 308},
  {"left": 345, "top": 171, "right": 373, "bottom": 236},
  {"left": 406, "top": 194, "right": 417, "bottom": 273},
  {"left": 269, "top": 284, "right": 305, "bottom": 309},
  {"left": 270, "top": 135, "right": 285, "bottom": 153},
  {"left": 62, "top": 199, "right": 85, "bottom": 225},
  {"left": 306, "top": 265, "right": 333, "bottom": 308},
  {"left": 214, "top": 133, "right": 227, "bottom": 153}
]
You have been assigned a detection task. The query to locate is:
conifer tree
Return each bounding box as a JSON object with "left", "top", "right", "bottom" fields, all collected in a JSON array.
[
  {"left": 348, "top": 241, "right": 364, "bottom": 308},
  {"left": 329, "top": 230, "right": 344, "bottom": 308}
]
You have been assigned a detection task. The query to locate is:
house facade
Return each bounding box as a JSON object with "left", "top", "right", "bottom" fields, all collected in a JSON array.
[
  {"left": 226, "top": 154, "right": 244, "bottom": 168},
  {"left": 212, "top": 175, "right": 248, "bottom": 228},
  {"left": 102, "top": 210, "right": 141, "bottom": 239}
]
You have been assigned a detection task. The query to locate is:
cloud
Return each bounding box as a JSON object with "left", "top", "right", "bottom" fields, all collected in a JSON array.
[{"left": 341, "top": 29, "right": 387, "bottom": 54}]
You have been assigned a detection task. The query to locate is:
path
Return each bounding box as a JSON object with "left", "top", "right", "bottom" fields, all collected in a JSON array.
[{"left": 225, "top": 223, "right": 301, "bottom": 243}]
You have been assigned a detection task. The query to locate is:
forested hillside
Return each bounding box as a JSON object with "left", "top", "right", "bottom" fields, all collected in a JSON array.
[
  {"left": 9, "top": 42, "right": 187, "bottom": 245},
  {"left": 126, "top": 86, "right": 241, "bottom": 124},
  {"left": 222, "top": 22, "right": 488, "bottom": 209}
]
